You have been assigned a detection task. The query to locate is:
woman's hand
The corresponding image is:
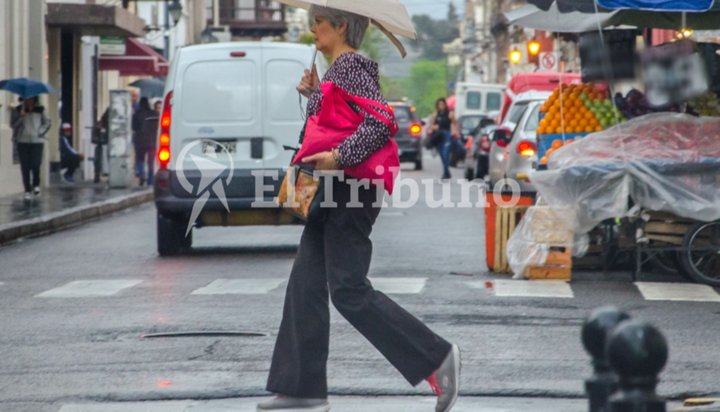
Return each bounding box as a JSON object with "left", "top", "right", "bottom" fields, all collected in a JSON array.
[
  {"left": 297, "top": 64, "right": 320, "bottom": 98},
  {"left": 302, "top": 150, "right": 339, "bottom": 171}
]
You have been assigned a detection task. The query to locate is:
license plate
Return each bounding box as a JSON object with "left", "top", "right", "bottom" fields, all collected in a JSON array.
[{"left": 202, "top": 140, "right": 236, "bottom": 154}]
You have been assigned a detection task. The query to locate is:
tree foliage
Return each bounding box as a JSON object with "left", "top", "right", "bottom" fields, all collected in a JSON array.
[
  {"left": 410, "top": 4, "right": 460, "bottom": 61},
  {"left": 404, "top": 59, "right": 451, "bottom": 116}
]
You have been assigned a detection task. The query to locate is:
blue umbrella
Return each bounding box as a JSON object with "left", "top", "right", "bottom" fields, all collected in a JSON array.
[
  {"left": 0, "top": 77, "right": 56, "bottom": 98},
  {"left": 597, "top": 0, "right": 714, "bottom": 12}
]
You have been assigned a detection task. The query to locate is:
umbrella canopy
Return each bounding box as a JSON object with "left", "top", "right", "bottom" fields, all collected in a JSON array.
[
  {"left": 130, "top": 78, "right": 165, "bottom": 98},
  {"left": 598, "top": 0, "right": 715, "bottom": 12},
  {"left": 505, "top": 3, "right": 615, "bottom": 33},
  {"left": 275, "top": 0, "right": 415, "bottom": 57},
  {"left": 507, "top": 2, "right": 720, "bottom": 32},
  {"left": 528, "top": 0, "right": 717, "bottom": 12},
  {"left": 0, "top": 77, "right": 56, "bottom": 98}
]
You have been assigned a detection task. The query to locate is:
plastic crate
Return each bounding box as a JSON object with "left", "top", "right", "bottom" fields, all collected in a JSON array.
[{"left": 537, "top": 133, "right": 589, "bottom": 159}]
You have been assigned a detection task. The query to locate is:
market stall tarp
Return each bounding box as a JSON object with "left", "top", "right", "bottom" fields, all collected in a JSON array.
[
  {"left": 530, "top": 113, "right": 720, "bottom": 233},
  {"left": 506, "top": 2, "right": 720, "bottom": 32}
]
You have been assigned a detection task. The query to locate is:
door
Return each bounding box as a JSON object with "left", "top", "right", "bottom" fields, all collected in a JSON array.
[{"left": 261, "top": 46, "right": 310, "bottom": 171}]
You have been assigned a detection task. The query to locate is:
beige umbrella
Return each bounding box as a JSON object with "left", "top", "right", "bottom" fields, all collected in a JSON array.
[{"left": 278, "top": 0, "right": 416, "bottom": 57}]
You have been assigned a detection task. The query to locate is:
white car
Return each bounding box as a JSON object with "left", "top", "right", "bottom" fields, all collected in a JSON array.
[{"left": 488, "top": 92, "right": 549, "bottom": 189}]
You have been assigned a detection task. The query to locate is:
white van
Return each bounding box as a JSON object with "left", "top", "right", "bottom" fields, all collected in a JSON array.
[
  {"left": 154, "top": 42, "right": 325, "bottom": 255},
  {"left": 454, "top": 82, "right": 505, "bottom": 119}
]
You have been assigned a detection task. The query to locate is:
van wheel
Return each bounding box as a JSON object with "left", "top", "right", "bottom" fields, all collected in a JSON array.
[
  {"left": 157, "top": 213, "right": 186, "bottom": 256},
  {"left": 414, "top": 158, "right": 423, "bottom": 170}
]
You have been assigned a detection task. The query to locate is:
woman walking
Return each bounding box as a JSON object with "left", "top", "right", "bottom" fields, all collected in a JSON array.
[
  {"left": 429, "top": 98, "right": 457, "bottom": 180},
  {"left": 11, "top": 96, "right": 51, "bottom": 199},
  {"left": 258, "top": 6, "right": 460, "bottom": 412}
]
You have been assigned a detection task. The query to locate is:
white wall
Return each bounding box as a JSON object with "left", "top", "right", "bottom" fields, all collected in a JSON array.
[{"left": 0, "top": 0, "right": 40, "bottom": 196}]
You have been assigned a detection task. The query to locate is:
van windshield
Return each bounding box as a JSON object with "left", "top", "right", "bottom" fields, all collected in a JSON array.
[{"left": 487, "top": 92, "right": 502, "bottom": 111}]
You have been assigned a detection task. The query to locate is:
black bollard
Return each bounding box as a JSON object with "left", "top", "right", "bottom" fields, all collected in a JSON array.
[
  {"left": 582, "top": 306, "right": 632, "bottom": 412},
  {"left": 607, "top": 319, "right": 669, "bottom": 412}
]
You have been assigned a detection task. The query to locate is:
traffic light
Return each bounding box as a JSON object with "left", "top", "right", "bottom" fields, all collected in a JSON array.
[
  {"left": 509, "top": 48, "right": 522, "bottom": 64},
  {"left": 528, "top": 39, "right": 541, "bottom": 65}
]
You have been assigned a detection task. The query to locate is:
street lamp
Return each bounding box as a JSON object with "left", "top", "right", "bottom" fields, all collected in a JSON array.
[
  {"left": 509, "top": 48, "right": 522, "bottom": 64},
  {"left": 168, "top": 0, "right": 183, "bottom": 26},
  {"left": 164, "top": 0, "right": 183, "bottom": 59}
]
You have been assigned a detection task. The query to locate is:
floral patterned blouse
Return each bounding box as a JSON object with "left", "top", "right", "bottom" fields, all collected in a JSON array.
[{"left": 307, "top": 52, "right": 392, "bottom": 167}]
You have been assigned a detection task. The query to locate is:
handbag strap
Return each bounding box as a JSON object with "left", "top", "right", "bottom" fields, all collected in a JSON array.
[{"left": 329, "top": 83, "right": 399, "bottom": 135}]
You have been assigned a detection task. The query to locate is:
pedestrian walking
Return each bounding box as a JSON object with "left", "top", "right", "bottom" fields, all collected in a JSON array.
[
  {"left": 59, "top": 123, "right": 84, "bottom": 182},
  {"left": 131, "top": 97, "right": 157, "bottom": 186},
  {"left": 10, "top": 96, "right": 50, "bottom": 199},
  {"left": 429, "top": 98, "right": 457, "bottom": 180},
  {"left": 258, "top": 6, "right": 460, "bottom": 412}
]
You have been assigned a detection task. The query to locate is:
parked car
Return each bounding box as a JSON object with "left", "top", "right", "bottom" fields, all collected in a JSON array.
[
  {"left": 487, "top": 101, "right": 541, "bottom": 192},
  {"left": 389, "top": 102, "right": 424, "bottom": 170},
  {"left": 154, "top": 42, "right": 326, "bottom": 256},
  {"left": 464, "top": 124, "right": 497, "bottom": 181}
]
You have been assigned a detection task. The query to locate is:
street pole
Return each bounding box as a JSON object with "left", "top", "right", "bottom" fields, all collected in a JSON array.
[{"left": 164, "top": 0, "right": 170, "bottom": 59}]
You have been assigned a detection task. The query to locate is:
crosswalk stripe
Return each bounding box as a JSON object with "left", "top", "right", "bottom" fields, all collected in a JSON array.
[
  {"left": 634, "top": 282, "right": 720, "bottom": 302},
  {"left": 369, "top": 277, "right": 426, "bottom": 294},
  {"left": 58, "top": 401, "right": 191, "bottom": 411},
  {"left": 191, "top": 279, "right": 285, "bottom": 295},
  {"left": 36, "top": 280, "right": 143, "bottom": 298},
  {"left": 466, "top": 279, "right": 574, "bottom": 298}
]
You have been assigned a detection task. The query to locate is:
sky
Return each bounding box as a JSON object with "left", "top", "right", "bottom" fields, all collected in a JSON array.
[{"left": 403, "top": 0, "right": 464, "bottom": 18}]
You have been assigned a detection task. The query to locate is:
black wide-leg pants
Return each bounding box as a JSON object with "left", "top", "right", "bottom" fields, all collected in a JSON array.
[{"left": 266, "top": 178, "right": 451, "bottom": 399}]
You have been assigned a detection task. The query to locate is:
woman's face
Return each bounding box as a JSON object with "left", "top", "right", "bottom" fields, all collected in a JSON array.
[
  {"left": 437, "top": 101, "right": 447, "bottom": 111},
  {"left": 311, "top": 16, "right": 346, "bottom": 54}
]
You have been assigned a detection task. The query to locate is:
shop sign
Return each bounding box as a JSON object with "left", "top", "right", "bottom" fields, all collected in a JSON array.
[{"left": 100, "top": 36, "right": 126, "bottom": 56}]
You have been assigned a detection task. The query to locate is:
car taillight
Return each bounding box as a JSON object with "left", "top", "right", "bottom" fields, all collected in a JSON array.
[
  {"left": 157, "top": 91, "right": 173, "bottom": 170},
  {"left": 465, "top": 136, "right": 474, "bottom": 149},
  {"left": 409, "top": 123, "right": 422, "bottom": 137},
  {"left": 480, "top": 135, "right": 491, "bottom": 151},
  {"left": 517, "top": 141, "right": 537, "bottom": 157}
]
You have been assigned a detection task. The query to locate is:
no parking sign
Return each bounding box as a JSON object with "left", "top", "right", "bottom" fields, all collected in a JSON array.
[{"left": 539, "top": 52, "right": 558, "bottom": 72}]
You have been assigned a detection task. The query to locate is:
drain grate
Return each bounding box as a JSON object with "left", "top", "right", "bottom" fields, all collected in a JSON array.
[{"left": 141, "top": 331, "right": 269, "bottom": 339}]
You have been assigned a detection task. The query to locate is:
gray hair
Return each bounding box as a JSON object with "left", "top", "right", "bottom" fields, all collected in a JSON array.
[{"left": 309, "top": 6, "right": 369, "bottom": 49}]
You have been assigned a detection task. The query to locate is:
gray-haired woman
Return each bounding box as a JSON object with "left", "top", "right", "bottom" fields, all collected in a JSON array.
[{"left": 258, "top": 6, "right": 460, "bottom": 412}]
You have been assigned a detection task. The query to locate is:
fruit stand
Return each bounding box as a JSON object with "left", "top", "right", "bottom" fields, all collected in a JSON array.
[{"left": 504, "top": 37, "right": 720, "bottom": 285}]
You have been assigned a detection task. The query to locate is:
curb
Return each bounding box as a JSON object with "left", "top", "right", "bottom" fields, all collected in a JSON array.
[{"left": 0, "top": 189, "right": 154, "bottom": 245}]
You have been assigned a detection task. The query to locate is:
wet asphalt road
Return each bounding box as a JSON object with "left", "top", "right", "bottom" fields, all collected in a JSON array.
[{"left": 0, "top": 155, "right": 718, "bottom": 411}]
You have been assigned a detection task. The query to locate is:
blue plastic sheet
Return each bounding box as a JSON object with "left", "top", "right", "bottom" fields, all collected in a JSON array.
[{"left": 597, "top": 0, "right": 715, "bottom": 12}]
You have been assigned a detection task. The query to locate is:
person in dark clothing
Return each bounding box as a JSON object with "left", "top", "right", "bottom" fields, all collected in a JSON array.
[
  {"left": 429, "top": 98, "right": 457, "bottom": 180},
  {"left": 11, "top": 96, "right": 50, "bottom": 199},
  {"left": 258, "top": 6, "right": 461, "bottom": 412},
  {"left": 131, "top": 97, "right": 158, "bottom": 186},
  {"left": 59, "top": 123, "right": 83, "bottom": 182}
]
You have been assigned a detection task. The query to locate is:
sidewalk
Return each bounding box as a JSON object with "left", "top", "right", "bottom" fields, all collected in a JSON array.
[{"left": 0, "top": 181, "right": 152, "bottom": 245}]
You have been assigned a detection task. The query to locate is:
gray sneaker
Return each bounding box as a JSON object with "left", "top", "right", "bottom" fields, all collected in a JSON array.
[
  {"left": 256, "top": 395, "right": 330, "bottom": 412},
  {"left": 427, "top": 344, "right": 461, "bottom": 412}
]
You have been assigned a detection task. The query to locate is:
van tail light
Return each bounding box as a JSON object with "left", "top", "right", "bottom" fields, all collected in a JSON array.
[
  {"left": 517, "top": 140, "right": 537, "bottom": 157},
  {"left": 409, "top": 123, "right": 422, "bottom": 137},
  {"left": 465, "top": 136, "right": 474, "bottom": 149},
  {"left": 480, "top": 135, "right": 491, "bottom": 151},
  {"left": 157, "top": 91, "right": 173, "bottom": 170}
]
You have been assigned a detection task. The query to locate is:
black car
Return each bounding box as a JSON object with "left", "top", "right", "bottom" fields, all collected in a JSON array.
[{"left": 389, "top": 102, "right": 424, "bottom": 170}]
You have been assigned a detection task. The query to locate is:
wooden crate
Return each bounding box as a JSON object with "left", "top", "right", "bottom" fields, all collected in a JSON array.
[
  {"left": 525, "top": 265, "right": 572, "bottom": 280},
  {"left": 493, "top": 205, "right": 530, "bottom": 273}
]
